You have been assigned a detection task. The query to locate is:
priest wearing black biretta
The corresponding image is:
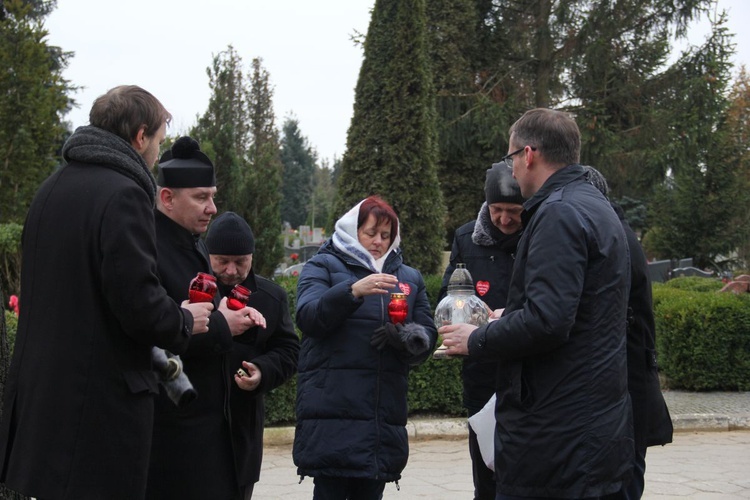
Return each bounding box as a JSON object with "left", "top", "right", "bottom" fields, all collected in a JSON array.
[
  {"left": 157, "top": 136, "right": 216, "bottom": 188},
  {"left": 148, "top": 137, "right": 266, "bottom": 499}
]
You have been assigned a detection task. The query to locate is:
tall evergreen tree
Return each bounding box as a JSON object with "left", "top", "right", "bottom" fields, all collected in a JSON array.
[
  {"left": 336, "top": 0, "right": 446, "bottom": 274},
  {"left": 280, "top": 117, "right": 316, "bottom": 229},
  {"left": 240, "top": 58, "right": 283, "bottom": 277},
  {"left": 309, "top": 159, "right": 336, "bottom": 233},
  {"left": 646, "top": 16, "right": 741, "bottom": 268},
  {"left": 0, "top": 0, "right": 73, "bottom": 223},
  {"left": 193, "top": 51, "right": 283, "bottom": 277},
  {"left": 724, "top": 66, "right": 750, "bottom": 266},
  {"left": 192, "top": 45, "right": 250, "bottom": 211},
  {"left": 427, "top": 0, "right": 530, "bottom": 242}
]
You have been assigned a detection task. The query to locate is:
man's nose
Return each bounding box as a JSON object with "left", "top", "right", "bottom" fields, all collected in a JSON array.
[{"left": 206, "top": 198, "right": 217, "bottom": 214}]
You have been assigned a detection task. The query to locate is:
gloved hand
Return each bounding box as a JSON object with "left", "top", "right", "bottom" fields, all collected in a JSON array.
[
  {"left": 371, "top": 323, "right": 405, "bottom": 351},
  {"left": 371, "top": 322, "right": 431, "bottom": 356}
]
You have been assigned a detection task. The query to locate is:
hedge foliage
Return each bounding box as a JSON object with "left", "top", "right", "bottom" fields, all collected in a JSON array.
[{"left": 653, "top": 280, "right": 750, "bottom": 391}]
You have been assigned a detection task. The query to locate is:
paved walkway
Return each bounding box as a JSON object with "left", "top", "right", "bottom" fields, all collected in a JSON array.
[
  {"left": 256, "top": 431, "right": 750, "bottom": 499},
  {"left": 256, "top": 391, "right": 750, "bottom": 499}
]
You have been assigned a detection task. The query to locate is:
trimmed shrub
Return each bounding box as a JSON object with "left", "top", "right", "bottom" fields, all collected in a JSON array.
[{"left": 655, "top": 286, "right": 750, "bottom": 391}]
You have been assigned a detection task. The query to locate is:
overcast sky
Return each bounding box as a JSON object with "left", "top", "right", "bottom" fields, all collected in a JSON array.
[{"left": 45, "top": 0, "right": 749, "bottom": 164}]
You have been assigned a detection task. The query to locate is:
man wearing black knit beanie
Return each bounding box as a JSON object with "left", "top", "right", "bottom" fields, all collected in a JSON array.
[
  {"left": 437, "top": 162, "right": 524, "bottom": 500},
  {"left": 206, "top": 211, "right": 300, "bottom": 499}
]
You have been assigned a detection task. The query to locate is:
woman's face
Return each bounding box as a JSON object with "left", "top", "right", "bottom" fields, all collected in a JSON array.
[{"left": 357, "top": 213, "right": 392, "bottom": 259}]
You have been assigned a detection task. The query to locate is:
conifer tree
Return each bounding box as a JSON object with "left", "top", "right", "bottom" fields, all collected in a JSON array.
[
  {"left": 647, "top": 17, "right": 742, "bottom": 268},
  {"left": 192, "top": 45, "right": 250, "bottom": 212},
  {"left": 336, "top": 0, "right": 446, "bottom": 273},
  {"left": 0, "top": 0, "right": 73, "bottom": 223},
  {"left": 241, "top": 58, "right": 283, "bottom": 277},
  {"left": 193, "top": 51, "right": 283, "bottom": 277},
  {"left": 280, "top": 118, "right": 316, "bottom": 229}
]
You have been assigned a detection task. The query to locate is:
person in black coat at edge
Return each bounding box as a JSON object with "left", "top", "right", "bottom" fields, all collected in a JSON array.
[
  {"left": 0, "top": 86, "right": 214, "bottom": 500},
  {"left": 582, "top": 165, "right": 674, "bottom": 500},
  {"left": 438, "top": 162, "right": 524, "bottom": 500},
  {"left": 205, "top": 211, "right": 300, "bottom": 499},
  {"left": 146, "top": 137, "right": 266, "bottom": 500}
]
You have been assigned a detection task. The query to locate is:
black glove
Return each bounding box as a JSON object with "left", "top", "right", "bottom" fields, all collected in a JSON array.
[
  {"left": 371, "top": 323, "right": 406, "bottom": 351},
  {"left": 371, "top": 322, "right": 431, "bottom": 356}
]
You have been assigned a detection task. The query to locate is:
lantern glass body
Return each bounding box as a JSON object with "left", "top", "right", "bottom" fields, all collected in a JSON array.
[
  {"left": 227, "top": 284, "right": 251, "bottom": 310},
  {"left": 388, "top": 293, "right": 408, "bottom": 324},
  {"left": 189, "top": 272, "right": 217, "bottom": 303}
]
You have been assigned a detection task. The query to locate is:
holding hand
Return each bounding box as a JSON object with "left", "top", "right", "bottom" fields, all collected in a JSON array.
[
  {"left": 438, "top": 323, "right": 477, "bottom": 356},
  {"left": 181, "top": 300, "right": 213, "bottom": 334},
  {"left": 235, "top": 361, "right": 261, "bottom": 391},
  {"left": 352, "top": 273, "right": 399, "bottom": 298},
  {"left": 218, "top": 297, "right": 267, "bottom": 336},
  {"left": 371, "top": 322, "right": 431, "bottom": 356}
]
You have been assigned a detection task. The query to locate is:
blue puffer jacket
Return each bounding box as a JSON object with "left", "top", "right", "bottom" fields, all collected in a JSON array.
[{"left": 293, "top": 239, "right": 437, "bottom": 482}]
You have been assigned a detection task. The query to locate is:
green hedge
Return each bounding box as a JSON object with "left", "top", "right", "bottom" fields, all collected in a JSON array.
[{"left": 653, "top": 283, "right": 750, "bottom": 391}]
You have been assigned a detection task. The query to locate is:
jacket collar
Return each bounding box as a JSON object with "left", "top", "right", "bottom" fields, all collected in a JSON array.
[
  {"left": 154, "top": 209, "right": 200, "bottom": 250},
  {"left": 522, "top": 164, "right": 586, "bottom": 225}
]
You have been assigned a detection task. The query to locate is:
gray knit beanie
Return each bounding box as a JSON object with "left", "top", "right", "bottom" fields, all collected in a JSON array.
[
  {"left": 205, "top": 212, "right": 255, "bottom": 255},
  {"left": 485, "top": 162, "right": 524, "bottom": 205}
]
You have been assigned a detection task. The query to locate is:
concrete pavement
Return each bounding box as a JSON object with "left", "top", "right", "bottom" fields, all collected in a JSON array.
[
  {"left": 256, "top": 431, "right": 750, "bottom": 499},
  {"left": 256, "top": 391, "right": 750, "bottom": 499}
]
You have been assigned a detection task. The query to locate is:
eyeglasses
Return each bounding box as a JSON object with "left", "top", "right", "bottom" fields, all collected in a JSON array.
[{"left": 500, "top": 146, "right": 536, "bottom": 169}]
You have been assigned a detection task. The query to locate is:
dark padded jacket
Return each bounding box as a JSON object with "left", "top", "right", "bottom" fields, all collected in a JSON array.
[
  {"left": 468, "top": 164, "right": 634, "bottom": 498},
  {"left": 293, "top": 240, "right": 437, "bottom": 482}
]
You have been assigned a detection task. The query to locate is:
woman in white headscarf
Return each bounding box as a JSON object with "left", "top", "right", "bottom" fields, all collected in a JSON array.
[{"left": 293, "top": 195, "right": 437, "bottom": 499}]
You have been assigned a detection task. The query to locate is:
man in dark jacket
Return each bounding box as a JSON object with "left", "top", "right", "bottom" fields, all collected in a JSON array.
[
  {"left": 438, "top": 163, "right": 524, "bottom": 500},
  {"left": 583, "top": 166, "right": 673, "bottom": 500},
  {"left": 0, "top": 86, "right": 212, "bottom": 500},
  {"left": 146, "top": 138, "right": 266, "bottom": 500},
  {"left": 441, "top": 108, "right": 633, "bottom": 499},
  {"left": 205, "top": 211, "right": 300, "bottom": 499}
]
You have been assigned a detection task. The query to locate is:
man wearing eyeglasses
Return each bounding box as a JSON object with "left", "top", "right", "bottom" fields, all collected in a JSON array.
[{"left": 441, "top": 108, "right": 633, "bottom": 500}]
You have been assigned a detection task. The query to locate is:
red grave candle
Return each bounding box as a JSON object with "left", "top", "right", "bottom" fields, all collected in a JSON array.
[
  {"left": 227, "top": 284, "right": 251, "bottom": 310},
  {"left": 388, "top": 293, "right": 408, "bottom": 324},
  {"left": 188, "top": 272, "right": 217, "bottom": 303}
]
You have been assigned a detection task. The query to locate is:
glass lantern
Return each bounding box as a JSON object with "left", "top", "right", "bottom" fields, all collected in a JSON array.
[{"left": 433, "top": 263, "right": 489, "bottom": 359}]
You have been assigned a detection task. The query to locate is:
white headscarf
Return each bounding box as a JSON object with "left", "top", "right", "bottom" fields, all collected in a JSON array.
[{"left": 332, "top": 198, "right": 401, "bottom": 272}]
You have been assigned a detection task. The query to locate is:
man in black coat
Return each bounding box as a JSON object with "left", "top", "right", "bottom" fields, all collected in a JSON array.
[
  {"left": 205, "top": 211, "right": 300, "bottom": 499},
  {"left": 441, "top": 108, "right": 633, "bottom": 499},
  {"left": 146, "top": 138, "right": 266, "bottom": 500},
  {"left": 438, "top": 163, "right": 524, "bottom": 500},
  {"left": 0, "top": 86, "right": 212, "bottom": 500},
  {"left": 583, "top": 165, "right": 673, "bottom": 500}
]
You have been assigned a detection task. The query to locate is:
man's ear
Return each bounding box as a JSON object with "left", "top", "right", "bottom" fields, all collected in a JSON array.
[
  {"left": 131, "top": 126, "right": 148, "bottom": 153},
  {"left": 158, "top": 187, "right": 174, "bottom": 210}
]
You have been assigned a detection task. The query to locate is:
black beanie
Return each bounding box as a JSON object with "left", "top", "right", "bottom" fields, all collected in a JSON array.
[
  {"left": 205, "top": 212, "right": 255, "bottom": 255},
  {"left": 485, "top": 162, "right": 524, "bottom": 205},
  {"left": 157, "top": 136, "right": 216, "bottom": 188}
]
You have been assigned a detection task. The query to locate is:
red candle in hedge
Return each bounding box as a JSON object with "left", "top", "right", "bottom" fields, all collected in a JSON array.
[
  {"left": 388, "top": 293, "right": 408, "bottom": 324},
  {"left": 188, "top": 272, "right": 217, "bottom": 303},
  {"left": 227, "top": 284, "right": 251, "bottom": 310}
]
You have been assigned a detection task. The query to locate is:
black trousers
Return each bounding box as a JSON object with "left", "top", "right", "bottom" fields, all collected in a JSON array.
[
  {"left": 312, "top": 476, "right": 386, "bottom": 500},
  {"left": 468, "top": 425, "right": 496, "bottom": 500}
]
